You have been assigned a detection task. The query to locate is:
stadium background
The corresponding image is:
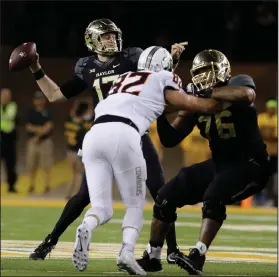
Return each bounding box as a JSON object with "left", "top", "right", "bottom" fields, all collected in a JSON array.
[
  {"left": 1, "top": 1, "right": 278, "bottom": 201},
  {"left": 0, "top": 1, "right": 278, "bottom": 276}
]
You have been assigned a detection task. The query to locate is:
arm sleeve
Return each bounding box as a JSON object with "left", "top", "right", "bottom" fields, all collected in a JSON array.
[
  {"left": 228, "top": 74, "right": 256, "bottom": 89},
  {"left": 60, "top": 58, "right": 89, "bottom": 99},
  {"left": 157, "top": 113, "right": 196, "bottom": 147}
]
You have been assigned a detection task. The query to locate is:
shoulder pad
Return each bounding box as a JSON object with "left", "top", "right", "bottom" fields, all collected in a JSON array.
[
  {"left": 156, "top": 70, "right": 174, "bottom": 80},
  {"left": 158, "top": 69, "right": 173, "bottom": 76},
  {"left": 229, "top": 74, "right": 256, "bottom": 89},
  {"left": 122, "top": 47, "right": 143, "bottom": 64},
  {"left": 158, "top": 70, "right": 181, "bottom": 91},
  {"left": 74, "top": 57, "right": 90, "bottom": 80}
]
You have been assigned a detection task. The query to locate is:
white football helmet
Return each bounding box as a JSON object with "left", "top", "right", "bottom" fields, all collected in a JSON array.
[{"left": 137, "top": 46, "right": 173, "bottom": 72}]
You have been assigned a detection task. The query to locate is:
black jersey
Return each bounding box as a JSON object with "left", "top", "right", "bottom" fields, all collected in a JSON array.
[
  {"left": 60, "top": 47, "right": 143, "bottom": 108},
  {"left": 195, "top": 75, "right": 268, "bottom": 164}
]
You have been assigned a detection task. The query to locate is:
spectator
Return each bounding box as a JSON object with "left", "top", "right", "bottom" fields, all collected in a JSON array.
[
  {"left": 179, "top": 126, "right": 211, "bottom": 167},
  {"left": 149, "top": 121, "right": 164, "bottom": 162},
  {"left": 25, "top": 91, "right": 54, "bottom": 194},
  {"left": 0, "top": 88, "right": 18, "bottom": 193},
  {"left": 258, "top": 98, "right": 278, "bottom": 206},
  {"left": 64, "top": 101, "right": 90, "bottom": 199}
]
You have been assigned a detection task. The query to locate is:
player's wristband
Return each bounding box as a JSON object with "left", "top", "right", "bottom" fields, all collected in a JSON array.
[{"left": 33, "top": 68, "right": 45, "bottom": 80}]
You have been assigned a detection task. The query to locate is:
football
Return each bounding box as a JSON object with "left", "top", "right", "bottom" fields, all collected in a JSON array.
[{"left": 9, "top": 42, "right": 37, "bottom": 72}]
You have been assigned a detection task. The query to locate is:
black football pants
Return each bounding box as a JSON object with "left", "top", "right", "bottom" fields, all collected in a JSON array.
[{"left": 156, "top": 158, "right": 271, "bottom": 212}]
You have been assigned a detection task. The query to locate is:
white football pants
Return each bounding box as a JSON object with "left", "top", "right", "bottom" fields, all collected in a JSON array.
[{"left": 82, "top": 122, "right": 147, "bottom": 233}]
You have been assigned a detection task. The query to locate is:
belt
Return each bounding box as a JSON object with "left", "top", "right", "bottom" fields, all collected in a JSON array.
[{"left": 94, "top": 115, "right": 139, "bottom": 133}]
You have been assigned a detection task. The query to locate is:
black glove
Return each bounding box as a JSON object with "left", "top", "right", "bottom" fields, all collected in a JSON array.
[
  {"left": 197, "top": 87, "right": 213, "bottom": 98},
  {"left": 184, "top": 83, "right": 213, "bottom": 98}
]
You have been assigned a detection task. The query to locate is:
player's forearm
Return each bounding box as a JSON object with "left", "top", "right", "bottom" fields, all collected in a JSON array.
[
  {"left": 30, "top": 65, "right": 67, "bottom": 103},
  {"left": 211, "top": 86, "right": 255, "bottom": 103},
  {"left": 166, "top": 89, "right": 222, "bottom": 114},
  {"left": 186, "top": 96, "right": 224, "bottom": 114}
]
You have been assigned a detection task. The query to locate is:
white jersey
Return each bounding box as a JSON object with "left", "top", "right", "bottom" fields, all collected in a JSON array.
[{"left": 94, "top": 70, "right": 182, "bottom": 136}]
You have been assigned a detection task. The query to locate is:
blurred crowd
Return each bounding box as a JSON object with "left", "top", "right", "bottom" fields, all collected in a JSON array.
[
  {"left": 1, "top": 88, "right": 277, "bottom": 207},
  {"left": 0, "top": 0, "right": 277, "bottom": 206}
]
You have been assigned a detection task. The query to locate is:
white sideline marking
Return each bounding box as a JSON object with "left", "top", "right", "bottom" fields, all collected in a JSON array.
[
  {"left": 179, "top": 213, "right": 277, "bottom": 222},
  {"left": 2, "top": 240, "right": 277, "bottom": 252},
  {"left": 108, "top": 219, "right": 277, "bottom": 232}
]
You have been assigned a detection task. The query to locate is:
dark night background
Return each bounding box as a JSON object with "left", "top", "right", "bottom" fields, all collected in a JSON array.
[{"left": 1, "top": 1, "right": 278, "bottom": 62}]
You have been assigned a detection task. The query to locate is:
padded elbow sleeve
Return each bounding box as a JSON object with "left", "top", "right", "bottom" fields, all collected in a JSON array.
[{"left": 157, "top": 114, "right": 185, "bottom": 147}]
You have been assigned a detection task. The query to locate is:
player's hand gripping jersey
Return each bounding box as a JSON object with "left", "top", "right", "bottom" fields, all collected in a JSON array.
[{"left": 95, "top": 70, "right": 182, "bottom": 136}]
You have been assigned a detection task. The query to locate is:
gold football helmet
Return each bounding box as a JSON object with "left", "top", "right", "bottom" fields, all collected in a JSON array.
[
  {"left": 190, "top": 49, "right": 231, "bottom": 91},
  {"left": 84, "top": 18, "right": 122, "bottom": 55}
]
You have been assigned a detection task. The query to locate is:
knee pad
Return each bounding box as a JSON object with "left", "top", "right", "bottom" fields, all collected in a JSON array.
[
  {"left": 153, "top": 195, "right": 177, "bottom": 223},
  {"left": 122, "top": 207, "right": 144, "bottom": 232},
  {"left": 84, "top": 206, "right": 113, "bottom": 225},
  {"left": 202, "top": 200, "right": 227, "bottom": 223}
]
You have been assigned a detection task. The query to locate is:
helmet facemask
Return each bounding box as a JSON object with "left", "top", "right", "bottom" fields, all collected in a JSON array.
[{"left": 191, "top": 63, "right": 219, "bottom": 91}]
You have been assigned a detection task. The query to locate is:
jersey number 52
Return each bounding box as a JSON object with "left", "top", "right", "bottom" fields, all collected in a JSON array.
[{"left": 109, "top": 72, "right": 151, "bottom": 96}]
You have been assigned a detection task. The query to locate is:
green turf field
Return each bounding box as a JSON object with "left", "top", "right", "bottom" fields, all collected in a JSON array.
[{"left": 1, "top": 199, "right": 277, "bottom": 276}]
